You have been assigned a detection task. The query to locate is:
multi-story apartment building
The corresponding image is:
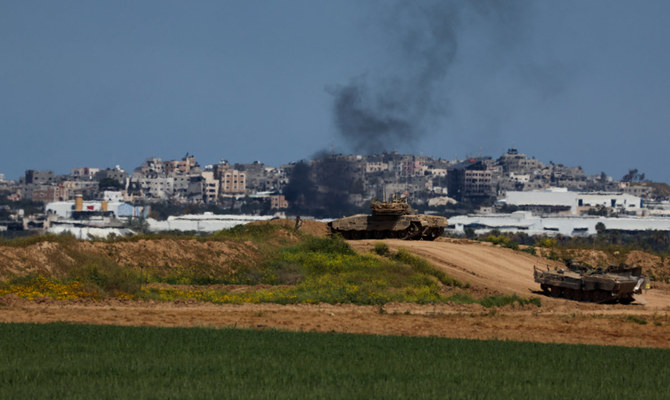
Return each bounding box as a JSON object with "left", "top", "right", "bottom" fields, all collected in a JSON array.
[
  {"left": 365, "top": 162, "right": 389, "bottom": 174},
  {"left": 173, "top": 174, "right": 195, "bottom": 199},
  {"left": 447, "top": 158, "right": 495, "bottom": 202},
  {"left": 95, "top": 167, "right": 129, "bottom": 187},
  {"left": 214, "top": 162, "right": 246, "bottom": 195},
  {"left": 138, "top": 177, "right": 175, "bottom": 199},
  {"left": 24, "top": 170, "right": 54, "bottom": 185},
  {"left": 26, "top": 184, "right": 69, "bottom": 203},
  {"left": 202, "top": 171, "right": 220, "bottom": 203},
  {"left": 185, "top": 171, "right": 219, "bottom": 204},
  {"left": 62, "top": 180, "right": 99, "bottom": 200},
  {"left": 164, "top": 155, "right": 197, "bottom": 176},
  {"left": 497, "top": 149, "right": 544, "bottom": 173},
  {"left": 464, "top": 170, "right": 493, "bottom": 198},
  {"left": 234, "top": 162, "right": 268, "bottom": 192},
  {"left": 220, "top": 169, "right": 245, "bottom": 194},
  {"left": 71, "top": 167, "right": 100, "bottom": 180},
  {"left": 270, "top": 194, "right": 288, "bottom": 209},
  {"left": 138, "top": 158, "right": 164, "bottom": 177}
]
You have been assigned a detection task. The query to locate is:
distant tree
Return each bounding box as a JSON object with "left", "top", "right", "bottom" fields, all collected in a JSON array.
[{"left": 595, "top": 222, "right": 606, "bottom": 235}]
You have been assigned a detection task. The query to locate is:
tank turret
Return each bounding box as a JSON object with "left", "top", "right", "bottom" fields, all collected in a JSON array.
[{"left": 370, "top": 198, "right": 412, "bottom": 216}]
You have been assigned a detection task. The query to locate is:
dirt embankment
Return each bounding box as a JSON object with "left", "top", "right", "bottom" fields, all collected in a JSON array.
[
  {"left": 0, "top": 238, "right": 261, "bottom": 280},
  {"left": 250, "top": 218, "right": 330, "bottom": 237},
  {"left": 0, "top": 219, "right": 328, "bottom": 280}
]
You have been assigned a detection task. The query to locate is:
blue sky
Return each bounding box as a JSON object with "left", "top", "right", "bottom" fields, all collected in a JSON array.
[{"left": 1, "top": 1, "right": 669, "bottom": 182}]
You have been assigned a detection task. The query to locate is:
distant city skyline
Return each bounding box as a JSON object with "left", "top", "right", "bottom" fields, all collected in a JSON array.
[{"left": 2, "top": 1, "right": 669, "bottom": 182}]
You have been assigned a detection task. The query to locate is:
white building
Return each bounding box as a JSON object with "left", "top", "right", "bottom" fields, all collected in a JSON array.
[
  {"left": 449, "top": 211, "right": 670, "bottom": 237},
  {"left": 146, "top": 213, "right": 274, "bottom": 233},
  {"left": 501, "top": 188, "right": 644, "bottom": 216},
  {"left": 577, "top": 193, "right": 643, "bottom": 214},
  {"left": 503, "top": 188, "right": 578, "bottom": 214},
  {"left": 45, "top": 200, "right": 137, "bottom": 219}
]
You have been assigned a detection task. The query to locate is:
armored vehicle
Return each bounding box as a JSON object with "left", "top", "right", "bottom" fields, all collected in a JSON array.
[
  {"left": 534, "top": 260, "right": 645, "bottom": 304},
  {"left": 327, "top": 198, "right": 447, "bottom": 240}
]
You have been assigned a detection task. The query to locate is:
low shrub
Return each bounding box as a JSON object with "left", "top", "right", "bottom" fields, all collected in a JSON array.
[
  {"left": 522, "top": 246, "right": 537, "bottom": 256},
  {"left": 68, "top": 260, "right": 142, "bottom": 297},
  {"left": 296, "top": 235, "right": 354, "bottom": 255},
  {"left": 374, "top": 242, "right": 390, "bottom": 257},
  {"left": 484, "top": 234, "right": 520, "bottom": 250},
  {"left": 625, "top": 315, "right": 648, "bottom": 325}
]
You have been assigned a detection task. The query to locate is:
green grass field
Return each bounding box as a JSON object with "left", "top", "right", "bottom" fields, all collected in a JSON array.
[{"left": 1, "top": 323, "right": 669, "bottom": 399}]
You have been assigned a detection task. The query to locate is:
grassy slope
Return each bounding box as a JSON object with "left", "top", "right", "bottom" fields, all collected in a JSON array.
[
  {"left": 1, "top": 225, "right": 540, "bottom": 307},
  {"left": 1, "top": 323, "right": 669, "bottom": 399}
]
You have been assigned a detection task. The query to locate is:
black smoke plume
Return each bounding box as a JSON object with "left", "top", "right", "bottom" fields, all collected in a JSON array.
[{"left": 331, "top": 0, "right": 530, "bottom": 154}]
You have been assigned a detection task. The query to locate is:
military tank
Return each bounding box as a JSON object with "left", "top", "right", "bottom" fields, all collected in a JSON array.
[
  {"left": 327, "top": 198, "right": 448, "bottom": 240},
  {"left": 533, "top": 260, "right": 646, "bottom": 304}
]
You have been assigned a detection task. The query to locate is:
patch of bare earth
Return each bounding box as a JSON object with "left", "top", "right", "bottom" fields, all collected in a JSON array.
[{"left": 1, "top": 296, "right": 669, "bottom": 349}]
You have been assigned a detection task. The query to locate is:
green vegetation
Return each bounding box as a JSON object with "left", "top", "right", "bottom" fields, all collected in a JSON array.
[
  {"left": 1, "top": 224, "right": 539, "bottom": 307},
  {"left": 471, "top": 229, "right": 670, "bottom": 260},
  {"left": 1, "top": 323, "right": 669, "bottom": 399},
  {"left": 141, "top": 235, "right": 467, "bottom": 305},
  {"left": 483, "top": 233, "right": 520, "bottom": 250},
  {"left": 625, "top": 315, "right": 648, "bottom": 325},
  {"left": 373, "top": 241, "right": 390, "bottom": 256}
]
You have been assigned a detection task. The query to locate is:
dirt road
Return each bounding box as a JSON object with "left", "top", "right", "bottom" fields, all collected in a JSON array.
[{"left": 350, "top": 238, "right": 670, "bottom": 311}]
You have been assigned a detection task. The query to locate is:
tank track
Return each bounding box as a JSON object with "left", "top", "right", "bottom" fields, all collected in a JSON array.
[
  {"left": 334, "top": 224, "right": 444, "bottom": 241},
  {"left": 540, "top": 284, "right": 634, "bottom": 304}
]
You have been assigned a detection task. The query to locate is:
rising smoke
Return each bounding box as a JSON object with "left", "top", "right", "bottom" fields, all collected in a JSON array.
[{"left": 331, "top": 0, "right": 533, "bottom": 154}]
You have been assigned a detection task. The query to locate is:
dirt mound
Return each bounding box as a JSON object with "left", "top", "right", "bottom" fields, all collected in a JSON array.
[
  {"left": 254, "top": 218, "right": 330, "bottom": 237},
  {"left": 625, "top": 250, "right": 661, "bottom": 269},
  {"left": 625, "top": 251, "right": 670, "bottom": 282},
  {"left": 0, "top": 239, "right": 261, "bottom": 279}
]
